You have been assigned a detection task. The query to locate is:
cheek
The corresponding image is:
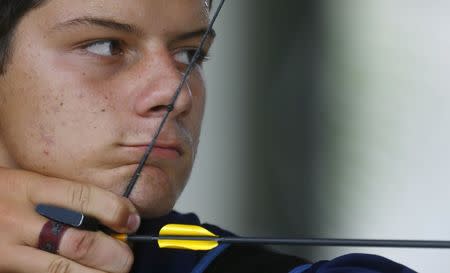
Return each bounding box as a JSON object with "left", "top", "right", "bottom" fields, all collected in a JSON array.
[
  {"left": 190, "top": 67, "right": 206, "bottom": 112},
  {"left": 0, "top": 85, "right": 57, "bottom": 168},
  {"left": 187, "top": 69, "right": 206, "bottom": 136},
  {"left": 0, "top": 70, "right": 108, "bottom": 168}
]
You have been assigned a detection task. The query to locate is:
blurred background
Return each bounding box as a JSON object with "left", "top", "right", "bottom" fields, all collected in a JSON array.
[{"left": 175, "top": 1, "right": 450, "bottom": 272}]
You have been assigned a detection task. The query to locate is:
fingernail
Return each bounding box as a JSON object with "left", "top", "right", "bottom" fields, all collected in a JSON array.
[{"left": 127, "top": 214, "right": 141, "bottom": 232}]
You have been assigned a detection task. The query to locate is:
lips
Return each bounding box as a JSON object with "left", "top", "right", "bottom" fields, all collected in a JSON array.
[{"left": 120, "top": 141, "right": 184, "bottom": 160}]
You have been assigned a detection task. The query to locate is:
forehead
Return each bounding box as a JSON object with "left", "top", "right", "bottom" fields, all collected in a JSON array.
[{"left": 34, "top": 0, "right": 209, "bottom": 35}]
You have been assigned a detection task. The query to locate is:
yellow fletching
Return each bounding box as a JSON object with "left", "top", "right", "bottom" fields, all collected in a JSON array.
[
  {"left": 158, "top": 224, "right": 218, "bottom": 250},
  {"left": 157, "top": 239, "right": 218, "bottom": 251},
  {"left": 160, "top": 224, "right": 217, "bottom": 237}
]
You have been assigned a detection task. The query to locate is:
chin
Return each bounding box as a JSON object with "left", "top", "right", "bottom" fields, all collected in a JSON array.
[
  {"left": 127, "top": 177, "right": 183, "bottom": 218},
  {"left": 132, "top": 194, "right": 178, "bottom": 218}
]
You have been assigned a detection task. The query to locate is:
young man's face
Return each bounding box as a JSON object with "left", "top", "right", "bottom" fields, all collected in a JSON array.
[{"left": 0, "top": 0, "right": 212, "bottom": 217}]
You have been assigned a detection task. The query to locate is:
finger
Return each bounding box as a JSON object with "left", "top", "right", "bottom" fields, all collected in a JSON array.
[
  {"left": 2, "top": 168, "right": 139, "bottom": 233},
  {"left": 23, "top": 215, "right": 133, "bottom": 273},
  {"left": 18, "top": 171, "right": 140, "bottom": 233},
  {"left": 57, "top": 228, "right": 134, "bottom": 273},
  {"left": 0, "top": 245, "right": 108, "bottom": 273}
]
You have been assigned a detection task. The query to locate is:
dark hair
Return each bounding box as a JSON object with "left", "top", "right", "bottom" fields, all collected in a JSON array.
[{"left": 0, "top": 0, "right": 46, "bottom": 74}]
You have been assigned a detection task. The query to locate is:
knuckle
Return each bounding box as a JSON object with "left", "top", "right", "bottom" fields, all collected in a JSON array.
[
  {"left": 109, "top": 196, "right": 129, "bottom": 224},
  {"left": 48, "top": 258, "right": 72, "bottom": 273},
  {"left": 69, "top": 184, "right": 92, "bottom": 213},
  {"left": 68, "top": 231, "right": 97, "bottom": 262}
]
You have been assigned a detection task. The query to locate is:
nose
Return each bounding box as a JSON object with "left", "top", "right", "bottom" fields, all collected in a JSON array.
[{"left": 134, "top": 48, "right": 192, "bottom": 119}]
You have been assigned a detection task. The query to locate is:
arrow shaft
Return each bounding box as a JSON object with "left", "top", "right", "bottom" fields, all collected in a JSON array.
[
  {"left": 219, "top": 237, "right": 450, "bottom": 249},
  {"left": 125, "top": 235, "right": 450, "bottom": 249}
]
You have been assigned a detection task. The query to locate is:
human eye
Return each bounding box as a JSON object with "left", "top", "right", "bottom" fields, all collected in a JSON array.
[
  {"left": 82, "top": 39, "right": 124, "bottom": 57},
  {"left": 173, "top": 48, "right": 209, "bottom": 66}
]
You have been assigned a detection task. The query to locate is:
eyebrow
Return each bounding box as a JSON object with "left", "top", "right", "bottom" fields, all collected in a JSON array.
[
  {"left": 52, "top": 17, "right": 145, "bottom": 37},
  {"left": 177, "top": 28, "right": 216, "bottom": 41},
  {"left": 52, "top": 17, "right": 216, "bottom": 41}
]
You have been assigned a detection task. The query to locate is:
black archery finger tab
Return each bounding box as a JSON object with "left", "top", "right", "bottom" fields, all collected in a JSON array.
[{"left": 35, "top": 204, "right": 100, "bottom": 231}]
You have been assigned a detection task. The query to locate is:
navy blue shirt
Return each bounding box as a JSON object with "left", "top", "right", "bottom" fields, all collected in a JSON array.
[{"left": 130, "top": 211, "right": 417, "bottom": 273}]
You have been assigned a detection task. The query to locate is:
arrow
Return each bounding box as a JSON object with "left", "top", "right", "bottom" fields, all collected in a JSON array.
[
  {"left": 35, "top": 206, "right": 450, "bottom": 250},
  {"left": 112, "top": 224, "right": 450, "bottom": 251}
]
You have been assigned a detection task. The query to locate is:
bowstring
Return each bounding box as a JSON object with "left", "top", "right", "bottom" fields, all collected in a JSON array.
[
  {"left": 118, "top": 1, "right": 448, "bottom": 250},
  {"left": 123, "top": 0, "right": 226, "bottom": 198}
]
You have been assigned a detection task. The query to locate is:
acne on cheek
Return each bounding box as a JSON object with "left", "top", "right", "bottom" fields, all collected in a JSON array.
[
  {"left": 39, "top": 130, "right": 55, "bottom": 146},
  {"left": 36, "top": 120, "right": 56, "bottom": 157},
  {"left": 71, "top": 93, "right": 110, "bottom": 114}
]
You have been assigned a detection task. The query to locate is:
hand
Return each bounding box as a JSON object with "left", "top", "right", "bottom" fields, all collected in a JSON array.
[{"left": 0, "top": 167, "right": 139, "bottom": 273}]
